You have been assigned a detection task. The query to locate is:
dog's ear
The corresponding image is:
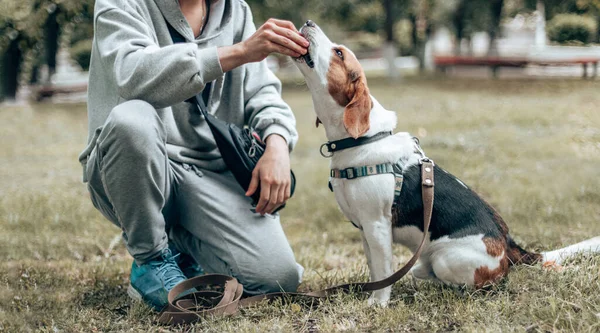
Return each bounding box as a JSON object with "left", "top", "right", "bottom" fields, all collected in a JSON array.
[
  {"left": 315, "top": 117, "right": 322, "bottom": 128},
  {"left": 343, "top": 75, "right": 371, "bottom": 139}
]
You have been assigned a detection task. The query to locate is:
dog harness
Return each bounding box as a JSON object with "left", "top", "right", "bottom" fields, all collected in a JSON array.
[
  {"left": 324, "top": 134, "right": 431, "bottom": 229},
  {"left": 324, "top": 134, "right": 428, "bottom": 200},
  {"left": 329, "top": 160, "right": 405, "bottom": 205}
]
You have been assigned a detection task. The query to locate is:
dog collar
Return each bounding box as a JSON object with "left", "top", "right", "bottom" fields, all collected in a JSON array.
[{"left": 320, "top": 131, "right": 393, "bottom": 157}]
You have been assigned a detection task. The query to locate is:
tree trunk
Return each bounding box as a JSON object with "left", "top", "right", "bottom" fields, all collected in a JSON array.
[
  {"left": 465, "top": 36, "right": 473, "bottom": 56},
  {"left": 534, "top": 0, "right": 546, "bottom": 48},
  {"left": 1, "top": 38, "right": 23, "bottom": 101},
  {"left": 30, "top": 64, "right": 40, "bottom": 85},
  {"left": 383, "top": 0, "right": 399, "bottom": 79},
  {"left": 45, "top": 9, "right": 60, "bottom": 83},
  {"left": 410, "top": 13, "right": 426, "bottom": 73},
  {"left": 453, "top": 0, "right": 466, "bottom": 55},
  {"left": 595, "top": 15, "right": 599, "bottom": 43},
  {"left": 488, "top": 0, "right": 504, "bottom": 56},
  {"left": 410, "top": 13, "right": 418, "bottom": 56}
]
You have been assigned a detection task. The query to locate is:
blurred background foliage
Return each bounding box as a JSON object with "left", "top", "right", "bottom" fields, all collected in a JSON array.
[
  {"left": 2, "top": 0, "right": 600, "bottom": 102},
  {"left": 547, "top": 13, "right": 597, "bottom": 45}
]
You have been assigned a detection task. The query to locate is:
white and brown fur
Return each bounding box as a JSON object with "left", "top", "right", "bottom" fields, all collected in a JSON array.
[{"left": 294, "top": 21, "right": 600, "bottom": 306}]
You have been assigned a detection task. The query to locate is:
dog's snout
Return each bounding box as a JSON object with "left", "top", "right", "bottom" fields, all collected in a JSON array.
[{"left": 305, "top": 20, "right": 315, "bottom": 27}]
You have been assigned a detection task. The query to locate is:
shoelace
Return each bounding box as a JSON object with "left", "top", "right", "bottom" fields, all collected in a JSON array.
[{"left": 154, "top": 253, "right": 186, "bottom": 290}]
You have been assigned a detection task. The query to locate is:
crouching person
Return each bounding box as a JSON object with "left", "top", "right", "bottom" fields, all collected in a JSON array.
[{"left": 78, "top": 0, "right": 310, "bottom": 310}]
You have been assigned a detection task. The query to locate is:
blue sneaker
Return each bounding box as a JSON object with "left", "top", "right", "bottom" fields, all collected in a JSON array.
[
  {"left": 167, "top": 244, "right": 205, "bottom": 279},
  {"left": 127, "top": 248, "right": 187, "bottom": 311},
  {"left": 178, "top": 253, "right": 205, "bottom": 279}
]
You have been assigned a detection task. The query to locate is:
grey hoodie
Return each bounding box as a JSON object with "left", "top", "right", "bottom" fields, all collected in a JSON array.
[{"left": 78, "top": 0, "right": 298, "bottom": 181}]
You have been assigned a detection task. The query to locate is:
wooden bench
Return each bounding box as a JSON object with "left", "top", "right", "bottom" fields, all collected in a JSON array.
[
  {"left": 33, "top": 83, "right": 88, "bottom": 101},
  {"left": 435, "top": 55, "right": 600, "bottom": 79},
  {"left": 532, "top": 57, "right": 599, "bottom": 78}
]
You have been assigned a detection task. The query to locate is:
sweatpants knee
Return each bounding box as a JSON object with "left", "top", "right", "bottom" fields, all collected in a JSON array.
[
  {"left": 103, "top": 100, "right": 165, "bottom": 156},
  {"left": 244, "top": 258, "right": 302, "bottom": 294}
]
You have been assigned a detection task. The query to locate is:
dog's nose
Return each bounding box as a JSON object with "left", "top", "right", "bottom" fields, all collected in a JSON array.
[{"left": 305, "top": 20, "right": 315, "bottom": 27}]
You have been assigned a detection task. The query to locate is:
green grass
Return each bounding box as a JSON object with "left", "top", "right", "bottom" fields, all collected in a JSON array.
[{"left": 1, "top": 78, "right": 600, "bottom": 332}]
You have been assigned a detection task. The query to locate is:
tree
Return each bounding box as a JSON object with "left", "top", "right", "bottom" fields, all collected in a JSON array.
[
  {"left": 488, "top": 0, "right": 504, "bottom": 56},
  {"left": 0, "top": 0, "right": 92, "bottom": 101},
  {"left": 452, "top": 0, "right": 467, "bottom": 54},
  {"left": 0, "top": 1, "right": 35, "bottom": 101},
  {"left": 411, "top": 0, "right": 436, "bottom": 70},
  {"left": 327, "top": 0, "right": 412, "bottom": 77},
  {"left": 528, "top": 0, "right": 600, "bottom": 42},
  {"left": 442, "top": 0, "right": 505, "bottom": 56},
  {"left": 44, "top": 3, "right": 61, "bottom": 82},
  {"left": 245, "top": 0, "right": 323, "bottom": 26}
]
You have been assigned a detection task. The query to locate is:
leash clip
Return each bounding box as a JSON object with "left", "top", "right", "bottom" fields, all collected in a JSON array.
[
  {"left": 413, "top": 137, "right": 431, "bottom": 164},
  {"left": 320, "top": 143, "right": 333, "bottom": 158}
]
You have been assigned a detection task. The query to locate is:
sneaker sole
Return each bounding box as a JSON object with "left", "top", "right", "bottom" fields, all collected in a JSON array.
[{"left": 127, "top": 283, "right": 143, "bottom": 302}]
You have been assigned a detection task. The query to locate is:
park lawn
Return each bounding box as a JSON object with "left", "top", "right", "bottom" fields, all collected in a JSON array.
[{"left": 1, "top": 78, "right": 599, "bottom": 332}]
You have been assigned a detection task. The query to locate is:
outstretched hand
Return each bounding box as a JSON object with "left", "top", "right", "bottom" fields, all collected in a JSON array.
[
  {"left": 217, "top": 18, "right": 309, "bottom": 72},
  {"left": 246, "top": 135, "right": 291, "bottom": 215},
  {"left": 241, "top": 18, "right": 309, "bottom": 62}
]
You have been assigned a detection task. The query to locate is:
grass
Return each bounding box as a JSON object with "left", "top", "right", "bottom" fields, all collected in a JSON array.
[{"left": 1, "top": 78, "right": 600, "bottom": 332}]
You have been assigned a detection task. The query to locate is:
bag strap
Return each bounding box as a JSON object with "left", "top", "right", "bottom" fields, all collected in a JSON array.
[
  {"left": 158, "top": 160, "right": 434, "bottom": 325},
  {"left": 194, "top": 94, "right": 210, "bottom": 118}
]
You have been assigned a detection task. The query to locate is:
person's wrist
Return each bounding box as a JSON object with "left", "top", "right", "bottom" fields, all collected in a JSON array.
[
  {"left": 265, "top": 134, "right": 288, "bottom": 151},
  {"left": 234, "top": 41, "right": 248, "bottom": 62},
  {"left": 217, "top": 43, "right": 248, "bottom": 72}
]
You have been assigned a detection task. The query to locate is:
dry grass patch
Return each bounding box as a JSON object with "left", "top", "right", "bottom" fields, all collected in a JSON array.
[{"left": 1, "top": 78, "right": 599, "bottom": 332}]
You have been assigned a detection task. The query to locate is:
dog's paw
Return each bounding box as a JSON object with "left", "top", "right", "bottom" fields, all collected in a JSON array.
[
  {"left": 542, "top": 260, "right": 564, "bottom": 272},
  {"left": 409, "top": 272, "right": 420, "bottom": 291},
  {"left": 367, "top": 294, "right": 390, "bottom": 307}
]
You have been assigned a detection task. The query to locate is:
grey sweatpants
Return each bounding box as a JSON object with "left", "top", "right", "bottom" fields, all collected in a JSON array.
[{"left": 85, "top": 100, "right": 302, "bottom": 294}]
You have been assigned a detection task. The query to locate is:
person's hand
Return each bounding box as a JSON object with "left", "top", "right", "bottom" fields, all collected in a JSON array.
[
  {"left": 241, "top": 18, "right": 309, "bottom": 63},
  {"left": 246, "top": 135, "right": 291, "bottom": 215}
]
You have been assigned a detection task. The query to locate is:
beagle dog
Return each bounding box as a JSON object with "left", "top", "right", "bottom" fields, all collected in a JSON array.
[{"left": 294, "top": 20, "right": 600, "bottom": 306}]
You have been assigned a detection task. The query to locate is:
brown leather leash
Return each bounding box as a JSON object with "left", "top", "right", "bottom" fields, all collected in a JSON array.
[{"left": 158, "top": 160, "right": 435, "bottom": 326}]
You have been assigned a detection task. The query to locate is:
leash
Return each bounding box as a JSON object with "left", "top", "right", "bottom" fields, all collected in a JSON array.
[{"left": 158, "top": 158, "right": 434, "bottom": 325}]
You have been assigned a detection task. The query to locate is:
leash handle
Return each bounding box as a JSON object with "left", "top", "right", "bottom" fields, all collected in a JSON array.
[{"left": 159, "top": 161, "right": 435, "bottom": 325}]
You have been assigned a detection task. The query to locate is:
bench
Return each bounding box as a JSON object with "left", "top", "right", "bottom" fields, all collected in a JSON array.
[
  {"left": 435, "top": 55, "right": 600, "bottom": 79},
  {"left": 33, "top": 83, "right": 88, "bottom": 101}
]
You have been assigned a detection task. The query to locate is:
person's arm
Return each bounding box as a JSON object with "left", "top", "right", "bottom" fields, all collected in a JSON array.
[
  {"left": 95, "top": 4, "right": 307, "bottom": 109},
  {"left": 243, "top": 64, "right": 297, "bottom": 215},
  {"left": 236, "top": 10, "right": 304, "bottom": 214},
  {"left": 95, "top": 8, "right": 224, "bottom": 108}
]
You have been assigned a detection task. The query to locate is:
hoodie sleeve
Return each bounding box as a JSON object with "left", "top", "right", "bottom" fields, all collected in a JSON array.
[
  {"left": 94, "top": 8, "right": 224, "bottom": 109},
  {"left": 240, "top": 5, "right": 298, "bottom": 152}
]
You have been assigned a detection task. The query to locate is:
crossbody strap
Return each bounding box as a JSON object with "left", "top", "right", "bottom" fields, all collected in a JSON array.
[
  {"left": 157, "top": 160, "right": 434, "bottom": 325},
  {"left": 194, "top": 94, "right": 209, "bottom": 117}
]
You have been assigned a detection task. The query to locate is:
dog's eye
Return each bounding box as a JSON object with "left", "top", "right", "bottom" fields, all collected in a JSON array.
[{"left": 334, "top": 49, "right": 344, "bottom": 60}]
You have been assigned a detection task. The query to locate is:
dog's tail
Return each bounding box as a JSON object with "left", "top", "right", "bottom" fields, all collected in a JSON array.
[
  {"left": 506, "top": 235, "right": 543, "bottom": 265},
  {"left": 507, "top": 235, "right": 600, "bottom": 266},
  {"left": 540, "top": 236, "right": 600, "bottom": 265}
]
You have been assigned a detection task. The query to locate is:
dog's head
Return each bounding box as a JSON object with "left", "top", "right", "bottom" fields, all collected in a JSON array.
[{"left": 295, "top": 20, "right": 372, "bottom": 139}]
